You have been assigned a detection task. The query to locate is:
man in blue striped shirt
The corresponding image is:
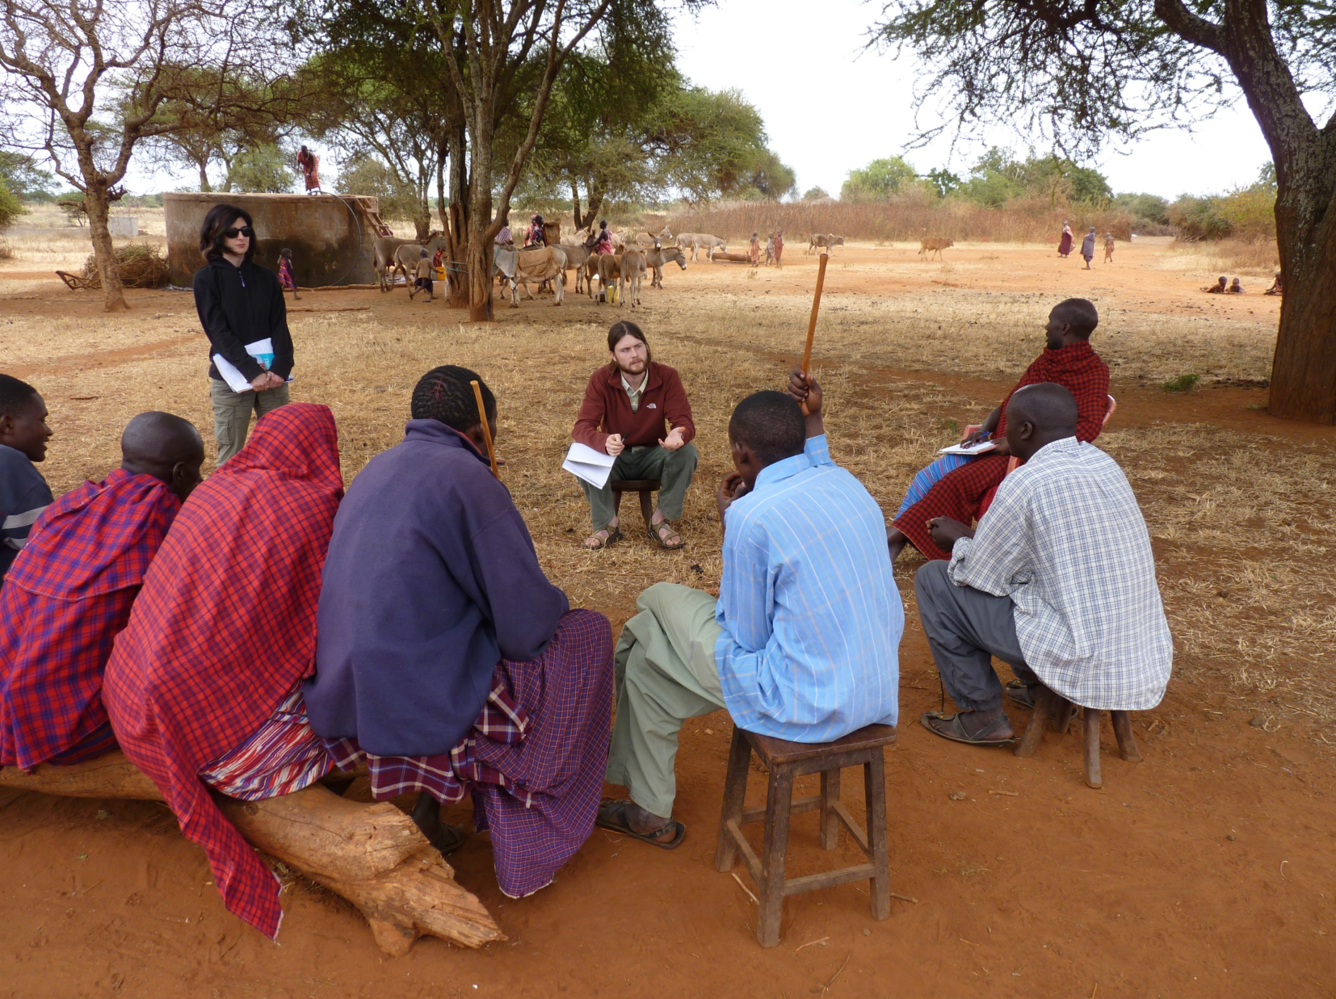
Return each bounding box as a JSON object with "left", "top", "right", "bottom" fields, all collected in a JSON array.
[{"left": 600, "top": 372, "right": 902, "bottom": 848}]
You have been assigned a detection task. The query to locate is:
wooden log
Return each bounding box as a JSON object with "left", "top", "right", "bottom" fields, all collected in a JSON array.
[
  {"left": 0, "top": 752, "right": 503, "bottom": 955},
  {"left": 711, "top": 251, "right": 752, "bottom": 263}
]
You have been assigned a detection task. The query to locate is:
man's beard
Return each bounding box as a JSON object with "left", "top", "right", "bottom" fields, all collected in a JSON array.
[{"left": 618, "top": 358, "right": 647, "bottom": 377}]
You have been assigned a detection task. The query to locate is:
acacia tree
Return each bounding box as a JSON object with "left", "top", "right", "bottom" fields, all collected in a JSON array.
[
  {"left": 0, "top": 0, "right": 276, "bottom": 311},
  {"left": 872, "top": 0, "right": 1336, "bottom": 422}
]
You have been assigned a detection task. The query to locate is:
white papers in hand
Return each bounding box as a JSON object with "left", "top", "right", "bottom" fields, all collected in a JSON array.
[
  {"left": 212, "top": 338, "right": 294, "bottom": 393},
  {"left": 563, "top": 442, "right": 616, "bottom": 489},
  {"left": 938, "top": 439, "right": 998, "bottom": 457}
]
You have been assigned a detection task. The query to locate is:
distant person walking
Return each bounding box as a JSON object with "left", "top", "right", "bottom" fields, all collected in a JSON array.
[
  {"left": 1058, "top": 222, "right": 1073, "bottom": 258},
  {"left": 193, "top": 204, "right": 293, "bottom": 464},
  {"left": 1080, "top": 227, "right": 1096, "bottom": 269},
  {"left": 774, "top": 229, "right": 785, "bottom": 267},
  {"left": 749, "top": 231, "right": 760, "bottom": 265},
  {"left": 296, "top": 146, "right": 321, "bottom": 194},
  {"left": 277, "top": 248, "right": 299, "bottom": 300},
  {"left": 1103, "top": 233, "right": 1114, "bottom": 264}
]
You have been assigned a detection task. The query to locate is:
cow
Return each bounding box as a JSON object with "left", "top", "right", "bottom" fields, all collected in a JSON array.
[
  {"left": 677, "top": 232, "right": 726, "bottom": 262},
  {"left": 643, "top": 241, "right": 687, "bottom": 289},
  {"left": 634, "top": 226, "right": 673, "bottom": 249},
  {"left": 807, "top": 233, "right": 845, "bottom": 254},
  {"left": 620, "top": 246, "right": 646, "bottom": 308},
  {"left": 492, "top": 245, "right": 565, "bottom": 307},
  {"left": 373, "top": 231, "right": 444, "bottom": 292},
  {"left": 918, "top": 236, "right": 954, "bottom": 261}
]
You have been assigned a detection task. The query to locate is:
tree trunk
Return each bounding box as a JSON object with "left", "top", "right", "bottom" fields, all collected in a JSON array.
[
  {"left": 1267, "top": 154, "right": 1336, "bottom": 422},
  {"left": 446, "top": 125, "right": 470, "bottom": 309},
  {"left": 84, "top": 188, "right": 128, "bottom": 312},
  {"left": 465, "top": 119, "right": 495, "bottom": 322},
  {"left": 198, "top": 162, "right": 212, "bottom": 194},
  {"left": 413, "top": 212, "right": 432, "bottom": 240},
  {"left": 0, "top": 752, "right": 504, "bottom": 956}
]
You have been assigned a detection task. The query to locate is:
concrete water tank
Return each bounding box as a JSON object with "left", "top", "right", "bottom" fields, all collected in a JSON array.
[
  {"left": 163, "top": 192, "right": 384, "bottom": 288},
  {"left": 107, "top": 216, "right": 138, "bottom": 238}
]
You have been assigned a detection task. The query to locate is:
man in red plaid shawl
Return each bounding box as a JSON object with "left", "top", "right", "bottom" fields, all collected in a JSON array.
[
  {"left": 888, "top": 299, "right": 1110, "bottom": 563},
  {"left": 306, "top": 366, "right": 614, "bottom": 901},
  {"left": 0, "top": 413, "right": 203, "bottom": 769},
  {"left": 103, "top": 403, "right": 345, "bottom": 940}
]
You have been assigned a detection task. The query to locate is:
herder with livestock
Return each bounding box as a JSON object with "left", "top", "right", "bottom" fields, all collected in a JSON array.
[
  {"left": 0, "top": 413, "right": 203, "bottom": 769},
  {"left": 773, "top": 229, "right": 785, "bottom": 267},
  {"left": 572, "top": 321, "right": 697, "bottom": 551},
  {"left": 888, "top": 298, "right": 1110, "bottom": 563},
  {"left": 588, "top": 220, "right": 614, "bottom": 255},
  {"left": 598, "top": 373, "right": 902, "bottom": 847},
  {"left": 525, "top": 214, "right": 546, "bottom": 248},
  {"left": 307, "top": 366, "right": 614, "bottom": 898},
  {"left": 749, "top": 232, "right": 760, "bottom": 265},
  {"left": 915, "top": 383, "right": 1172, "bottom": 746}
]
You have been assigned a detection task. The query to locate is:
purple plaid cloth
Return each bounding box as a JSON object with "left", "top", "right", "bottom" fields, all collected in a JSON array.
[{"left": 327, "top": 609, "right": 613, "bottom": 898}]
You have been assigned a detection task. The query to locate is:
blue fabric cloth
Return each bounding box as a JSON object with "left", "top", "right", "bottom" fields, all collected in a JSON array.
[
  {"left": 715, "top": 434, "right": 903, "bottom": 741},
  {"left": 0, "top": 443, "right": 53, "bottom": 585},
  {"left": 307, "top": 419, "right": 570, "bottom": 757},
  {"left": 895, "top": 453, "right": 971, "bottom": 519}
]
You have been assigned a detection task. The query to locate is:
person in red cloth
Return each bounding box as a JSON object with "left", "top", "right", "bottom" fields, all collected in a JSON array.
[
  {"left": 0, "top": 412, "right": 203, "bottom": 769},
  {"left": 103, "top": 403, "right": 344, "bottom": 941},
  {"left": 887, "top": 299, "right": 1110, "bottom": 563}
]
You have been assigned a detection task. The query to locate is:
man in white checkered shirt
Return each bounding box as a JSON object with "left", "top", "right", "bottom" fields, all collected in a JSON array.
[{"left": 915, "top": 382, "right": 1172, "bottom": 746}]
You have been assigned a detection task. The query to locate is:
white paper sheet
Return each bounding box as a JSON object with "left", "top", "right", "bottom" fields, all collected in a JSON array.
[
  {"left": 562, "top": 442, "right": 616, "bottom": 489},
  {"left": 937, "top": 439, "right": 998, "bottom": 457},
  {"left": 213, "top": 338, "right": 293, "bottom": 393}
]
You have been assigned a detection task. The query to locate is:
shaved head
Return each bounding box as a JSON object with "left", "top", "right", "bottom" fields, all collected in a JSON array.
[
  {"left": 1004, "top": 384, "right": 1078, "bottom": 460},
  {"left": 1049, "top": 298, "right": 1099, "bottom": 338},
  {"left": 121, "top": 412, "right": 205, "bottom": 501}
]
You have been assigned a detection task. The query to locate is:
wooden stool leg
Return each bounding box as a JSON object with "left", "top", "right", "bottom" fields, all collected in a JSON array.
[
  {"left": 757, "top": 766, "right": 794, "bottom": 948},
  {"left": 1110, "top": 711, "right": 1143, "bottom": 762},
  {"left": 1053, "top": 696, "right": 1077, "bottom": 735},
  {"left": 819, "top": 767, "right": 840, "bottom": 851},
  {"left": 639, "top": 489, "right": 654, "bottom": 530},
  {"left": 612, "top": 489, "right": 624, "bottom": 518},
  {"left": 1014, "top": 686, "right": 1052, "bottom": 758},
  {"left": 715, "top": 728, "right": 752, "bottom": 873},
  {"left": 863, "top": 750, "right": 891, "bottom": 921},
  {"left": 1083, "top": 708, "right": 1103, "bottom": 789}
]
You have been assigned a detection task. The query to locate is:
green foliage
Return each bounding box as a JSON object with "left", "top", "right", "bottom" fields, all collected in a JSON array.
[
  {"left": 338, "top": 155, "right": 421, "bottom": 219},
  {"left": 802, "top": 186, "right": 830, "bottom": 201},
  {"left": 925, "top": 168, "right": 960, "bottom": 198},
  {"left": 739, "top": 148, "right": 797, "bottom": 201},
  {"left": 1168, "top": 186, "right": 1276, "bottom": 241},
  {"left": 1162, "top": 373, "right": 1200, "bottom": 393},
  {"left": 840, "top": 157, "right": 918, "bottom": 202},
  {"left": 227, "top": 144, "right": 294, "bottom": 193},
  {"left": 1112, "top": 193, "right": 1170, "bottom": 225},
  {"left": 0, "top": 176, "right": 25, "bottom": 230},
  {"left": 0, "top": 151, "right": 55, "bottom": 198},
  {"left": 953, "top": 148, "right": 1111, "bottom": 207}
]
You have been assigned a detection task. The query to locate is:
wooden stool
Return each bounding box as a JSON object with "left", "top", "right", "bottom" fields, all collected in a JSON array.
[
  {"left": 714, "top": 723, "right": 897, "bottom": 947},
  {"left": 611, "top": 478, "right": 660, "bottom": 530},
  {"left": 1013, "top": 684, "right": 1142, "bottom": 788}
]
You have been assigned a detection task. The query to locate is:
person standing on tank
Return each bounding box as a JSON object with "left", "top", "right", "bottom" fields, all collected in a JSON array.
[{"left": 193, "top": 204, "right": 293, "bottom": 464}]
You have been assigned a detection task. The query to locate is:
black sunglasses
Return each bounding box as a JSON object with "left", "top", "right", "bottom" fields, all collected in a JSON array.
[{"left": 223, "top": 226, "right": 255, "bottom": 239}]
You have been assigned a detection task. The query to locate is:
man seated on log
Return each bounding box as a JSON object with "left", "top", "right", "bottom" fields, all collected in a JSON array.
[
  {"left": 0, "top": 374, "right": 54, "bottom": 587},
  {"left": 306, "top": 365, "right": 614, "bottom": 899},
  {"left": 573, "top": 320, "right": 697, "bottom": 550},
  {"left": 888, "top": 298, "right": 1110, "bottom": 563},
  {"left": 104, "top": 403, "right": 346, "bottom": 940},
  {"left": 914, "top": 383, "right": 1172, "bottom": 745},
  {"left": 597, "top": 374, "right": 902, "bottom": 847},
  {"left": 0, "top": 413, "right": 203, "bottom": 770}
]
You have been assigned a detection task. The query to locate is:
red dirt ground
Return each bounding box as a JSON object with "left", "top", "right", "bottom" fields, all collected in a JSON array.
[{"left": 3, "top": 244, "right": 1335, "bottom": 998}]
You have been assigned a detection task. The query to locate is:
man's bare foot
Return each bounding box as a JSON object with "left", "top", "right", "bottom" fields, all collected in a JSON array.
[
  {"left": 583, "top": 517, "right": 621, "bottom": 550},
  {"left": 886, "top": 525, "right": 908, "bottom": 561}
]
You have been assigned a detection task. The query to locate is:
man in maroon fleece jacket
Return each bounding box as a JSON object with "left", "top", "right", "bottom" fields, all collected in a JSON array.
[{"left": 572, "top": 321, "right": 696, "bottom": 550}]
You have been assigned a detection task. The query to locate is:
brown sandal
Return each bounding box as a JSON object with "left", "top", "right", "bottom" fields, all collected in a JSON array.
[
  {"left": 583, "top": 525, "right": 623, "bottom": 550},
  {"left": 649, "top": 518, "right": 685, "bottom": 550}
]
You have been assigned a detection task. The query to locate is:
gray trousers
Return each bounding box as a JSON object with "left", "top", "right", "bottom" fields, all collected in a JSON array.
[
  {"left": 605, "top": 582, "right": 724, "bottom": 818},
  {"left": 580, "top": 442, "right": 698, "bottom": 529},
  {"left": 914, "top": 560, "right": 1038, "bottom": 711},
  {"left": 210, "top": 378, "right": 290, "bottom": 464}
]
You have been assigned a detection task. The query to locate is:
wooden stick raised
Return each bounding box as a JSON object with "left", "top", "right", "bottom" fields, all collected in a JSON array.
[
  {"left": 802, "top": 252, "right": 829, "bottom": 376},
  {"left": 470, "top": 379, "right": 500, "bottom": 479}
]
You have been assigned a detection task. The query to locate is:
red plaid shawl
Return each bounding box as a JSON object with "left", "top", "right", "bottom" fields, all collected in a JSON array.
[
  {"left": 0, "top": 470, "right": 179, "bottom": 769},
  {"left": 894, "top": 341, "right": 1109, "bottom": 560},
  {"left": 104, "top": 403, "right": 343, "bottom": 940}
]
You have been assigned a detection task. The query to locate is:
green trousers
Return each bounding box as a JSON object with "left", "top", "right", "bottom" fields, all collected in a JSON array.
[
  {"left": 605, "top": 582, "right": 725, "bottom": 818},
  {"left": 210, "top": 379, "right": 289, "bottom": 464},
  {"left": 579, "top": 442, "right": 698, "bottom": 529}
]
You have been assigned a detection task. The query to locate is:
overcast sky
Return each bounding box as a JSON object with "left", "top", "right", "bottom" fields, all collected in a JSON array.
[{"left": 669, "top": 0, "right": 1277, "bottom": 199}]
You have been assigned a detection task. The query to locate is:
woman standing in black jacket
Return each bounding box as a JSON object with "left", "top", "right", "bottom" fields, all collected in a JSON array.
[{"left": 194, "top": 204, "right": 294, "bottom": 464}]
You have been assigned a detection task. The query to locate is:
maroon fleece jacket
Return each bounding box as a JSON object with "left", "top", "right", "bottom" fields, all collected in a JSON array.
[{"left": 572, "top": 361, "right": 695, "bottom": 453}]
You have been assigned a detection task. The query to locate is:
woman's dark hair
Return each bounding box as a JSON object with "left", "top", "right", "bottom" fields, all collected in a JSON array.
[
  {"left": 200, "top": 204, "right": 255, "bottom": 263},
  {"left": 607, "top": 321, "right": 651, "bottom": 365}
]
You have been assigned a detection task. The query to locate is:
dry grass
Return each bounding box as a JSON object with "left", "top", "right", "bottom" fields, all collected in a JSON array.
[
  {"left": 1158, "top": 238, "right": 1281, "bottom": 279},
  {"left": 4, "top": 229, "right": 1330, "bottom": 733}
]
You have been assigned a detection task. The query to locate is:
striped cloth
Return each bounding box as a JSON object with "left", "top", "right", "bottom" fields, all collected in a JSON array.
[
  {"left": 716, "top": 434, "right": 902, "bottom": 741},
  {"left": 947, "top": 437, "right": 1173, "bottom": 710},
  {"left": 199, "top": 688, "right": 334, "bottom": 800}
]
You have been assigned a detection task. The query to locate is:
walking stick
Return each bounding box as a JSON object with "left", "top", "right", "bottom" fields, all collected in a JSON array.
[
  {"left": 470, "top": 379, "right": 500, "bottom": 479},
  {"left": 801, "top": 251, "right": 829, "bottom": 376}
]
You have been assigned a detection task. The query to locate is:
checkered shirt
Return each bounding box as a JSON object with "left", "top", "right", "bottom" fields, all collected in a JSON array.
[
  {"left": 104, "top": 404, "right": 344, "bottom": 941},
  {"left": 0, "top": 470, "right": 179, "bottom": 768},
  {"left": 947, "top": 437, "right": 1173, "bottom": 710}
]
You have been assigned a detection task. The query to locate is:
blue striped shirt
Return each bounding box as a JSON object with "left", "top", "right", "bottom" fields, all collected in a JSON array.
[{"left": 715, "top": 435, "right": 902, "bottom": 741}]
